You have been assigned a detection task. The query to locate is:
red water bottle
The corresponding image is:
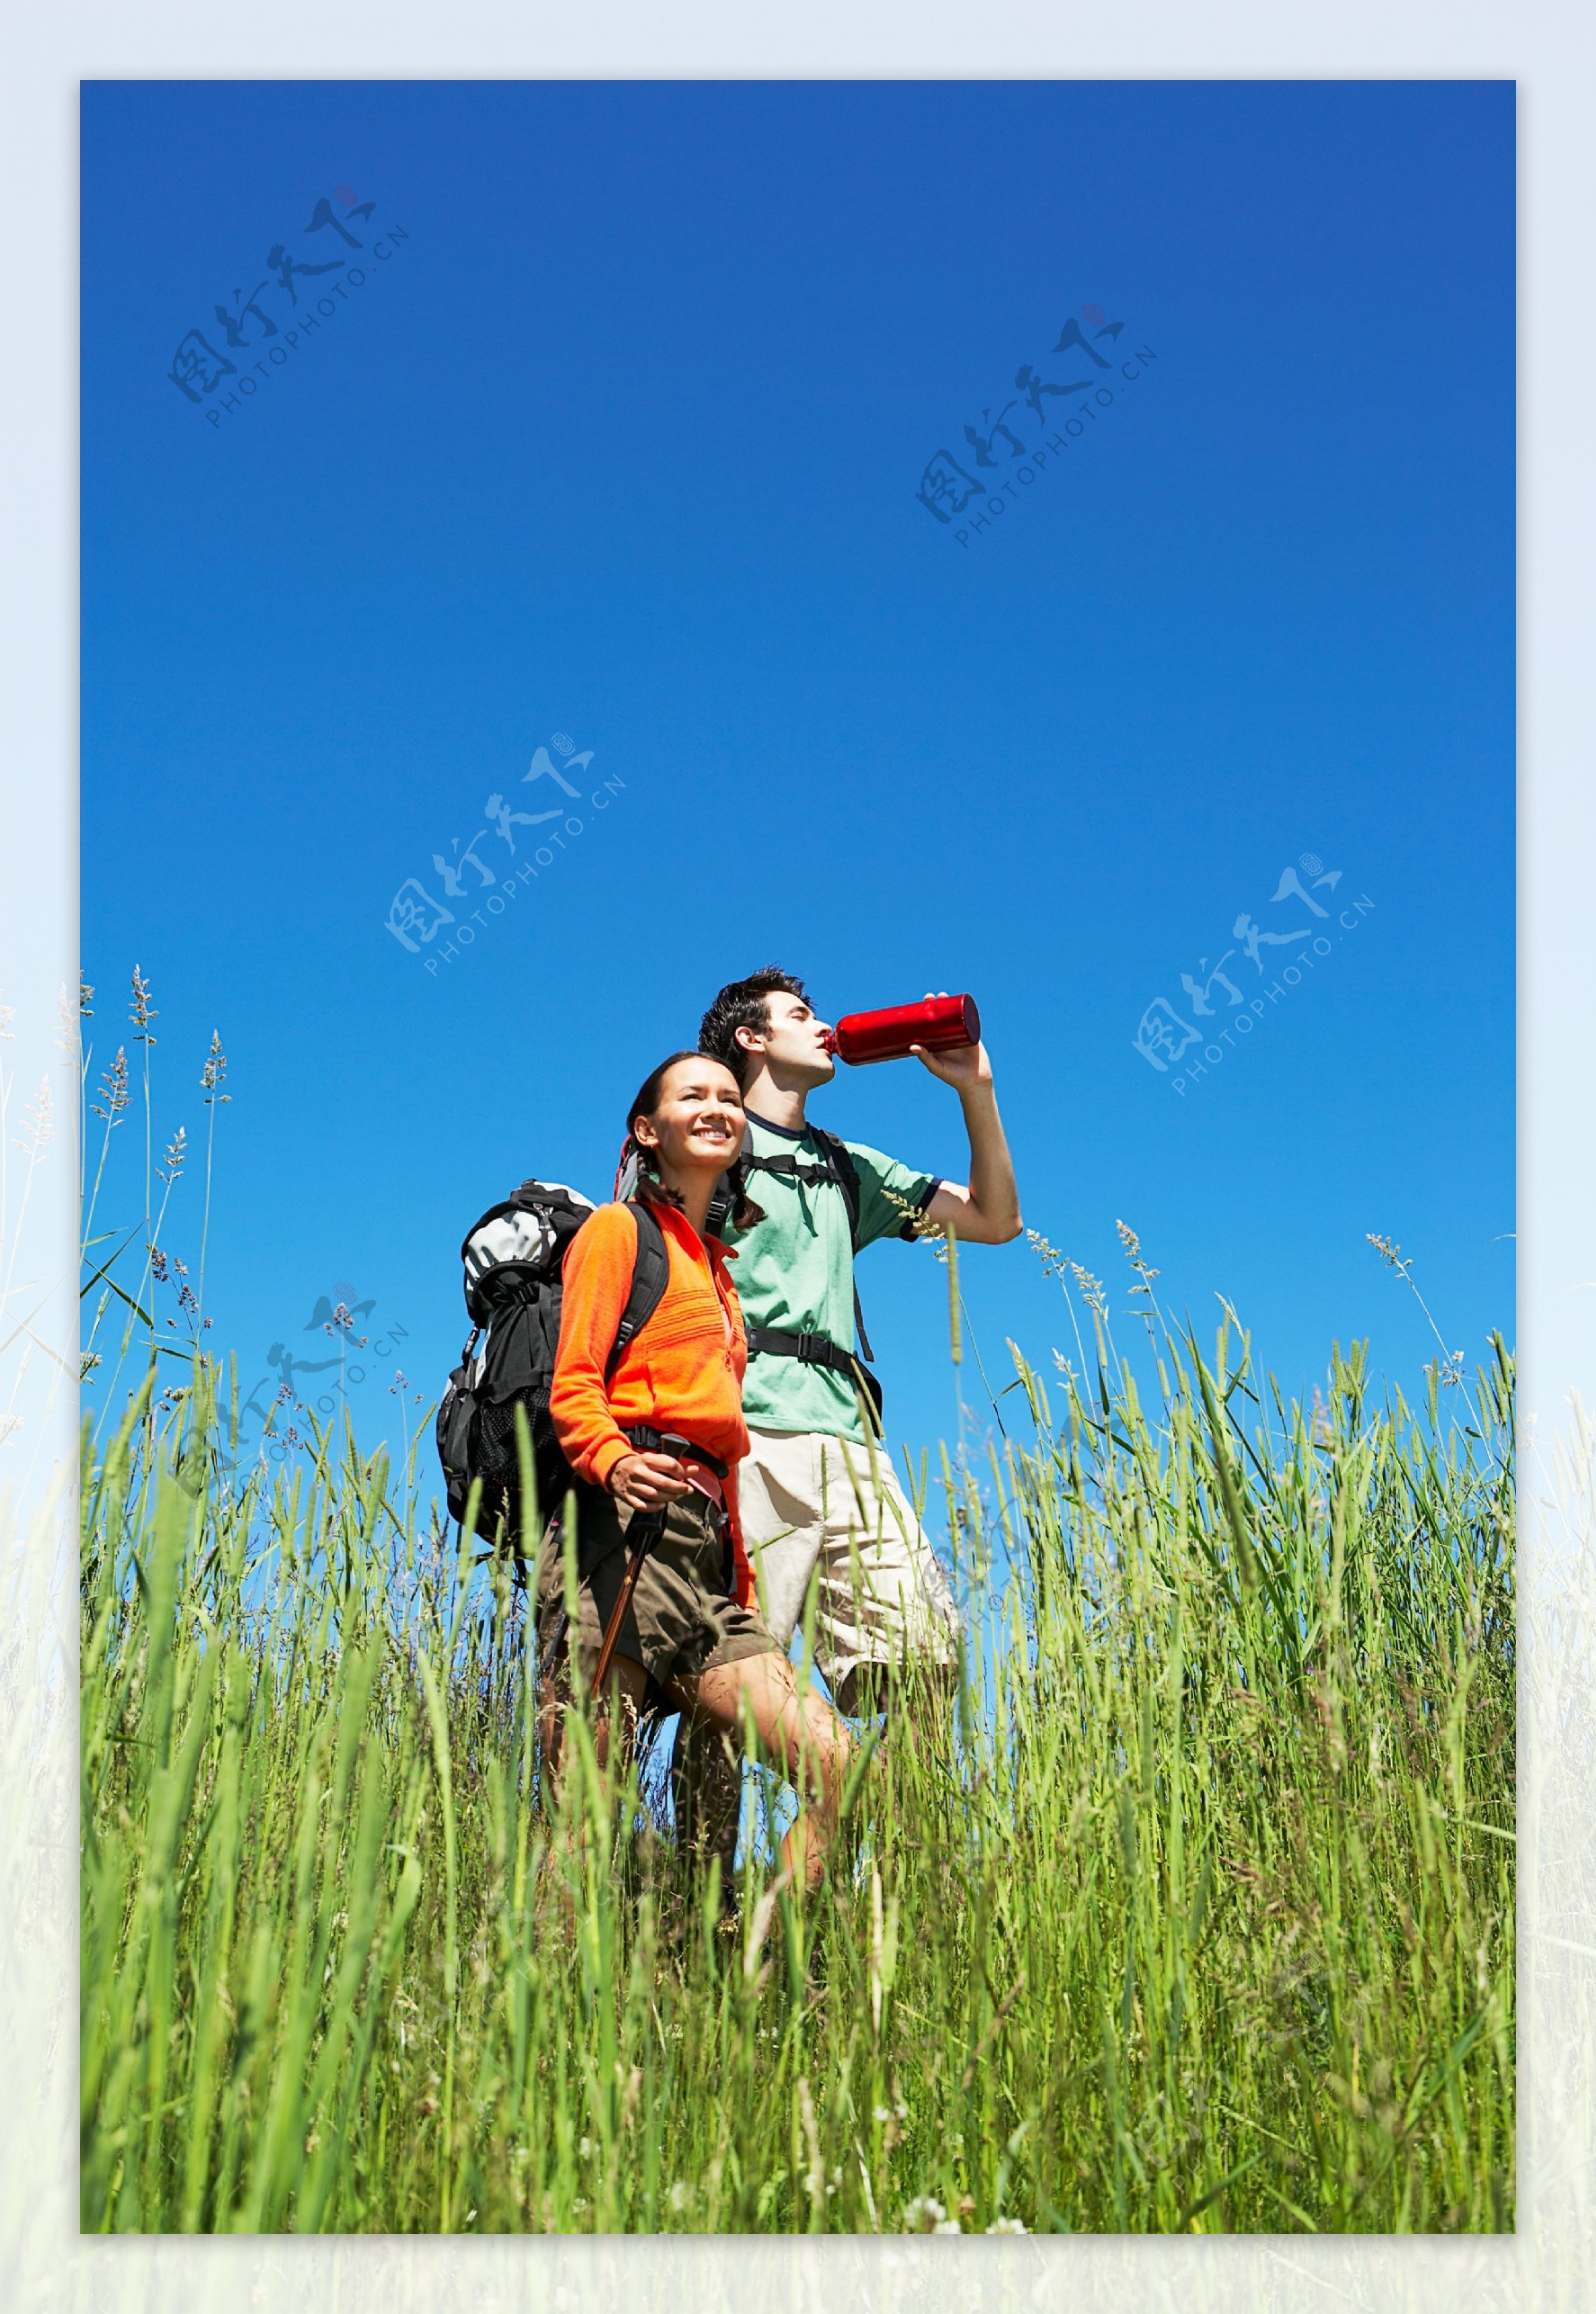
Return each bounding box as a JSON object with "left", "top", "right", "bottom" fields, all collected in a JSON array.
[{"left": 826, "top": 993, "right": 982, "bottom": 1066}]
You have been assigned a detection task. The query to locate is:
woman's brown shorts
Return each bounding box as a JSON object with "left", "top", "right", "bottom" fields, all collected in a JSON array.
[{"left": 535, "top": 1483, "right": 778, "bottom": 1697}]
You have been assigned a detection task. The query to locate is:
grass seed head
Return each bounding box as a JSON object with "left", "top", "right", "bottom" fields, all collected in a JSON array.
[
  {"left": 92, "top": 1046, "right": 130, "bottom": 1121},
  {"left": 201, "top": 1030, "right": 231, "bottom": 1102},
  {"left": 1068, "top": 1261, "right": 1107, "bottom": 1316},
  {"left": 130, "top": 964, "right": 157, "bottom": 1044}
]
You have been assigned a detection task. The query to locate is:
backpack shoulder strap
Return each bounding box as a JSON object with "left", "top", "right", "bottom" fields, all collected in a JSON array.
[
  {"left": 739, "top": 1124, "right": 878, "bottom": 1365},
  {"left": 809, "top": 1126, "right": 863, "bottom": 1250},
  {"left": 807, "top": 1128, "right": 878, "bottom": 1367},
  {"left": 603, "top": 1201, "right": 670, "bottom": 1384}
]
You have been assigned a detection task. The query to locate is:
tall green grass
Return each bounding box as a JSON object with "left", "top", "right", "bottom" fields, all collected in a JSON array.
[{"left": 79, "top": 1299, "right": 1514, "bottom": 2234}]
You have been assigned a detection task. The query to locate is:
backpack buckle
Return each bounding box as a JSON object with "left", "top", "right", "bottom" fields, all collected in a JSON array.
[{"left": 795, "top": 1331, "right": 825, "bottom": 1365}]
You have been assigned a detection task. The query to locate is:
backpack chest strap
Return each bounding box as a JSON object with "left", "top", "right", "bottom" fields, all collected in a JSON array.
[{"left": 743, "top": 1151, "right": 837, "bottom": 1190}]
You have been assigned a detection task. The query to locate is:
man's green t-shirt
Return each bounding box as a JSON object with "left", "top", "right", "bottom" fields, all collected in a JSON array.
[{"left": 721, "top": 1110, "right": 941, "bottom": 1443}]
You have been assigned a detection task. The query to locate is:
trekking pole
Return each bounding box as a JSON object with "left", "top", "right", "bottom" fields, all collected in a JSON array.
[{"left": 592, "top": 1503, "right": 667, "bottom": 1695}]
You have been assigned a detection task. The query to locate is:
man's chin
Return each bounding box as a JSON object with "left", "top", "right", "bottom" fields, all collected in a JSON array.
[{"left": 767, "top": 1053, "right": 835, "bottom": 1094}]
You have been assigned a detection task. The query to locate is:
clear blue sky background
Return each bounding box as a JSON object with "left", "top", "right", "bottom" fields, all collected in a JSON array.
[{"left": 81, "top": 79, "right": 1514, "bottom": 1491}]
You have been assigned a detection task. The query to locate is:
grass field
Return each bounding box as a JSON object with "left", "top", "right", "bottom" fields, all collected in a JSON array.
[{"left": 79, "top": 1278, "right": 1515, "bottom": 2235}]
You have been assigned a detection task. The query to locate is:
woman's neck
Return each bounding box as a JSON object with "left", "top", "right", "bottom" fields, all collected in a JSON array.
[{"left": 653, "top": 1168, "right": 715, "bottom": 1238}]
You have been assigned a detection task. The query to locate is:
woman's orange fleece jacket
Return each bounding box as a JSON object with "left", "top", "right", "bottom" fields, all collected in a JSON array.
[{"left": 549, "top": 1198, "right": 754, "bottom": 1606}]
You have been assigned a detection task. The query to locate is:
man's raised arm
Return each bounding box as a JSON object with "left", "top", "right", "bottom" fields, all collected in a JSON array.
[{"left": 910, "top": 1004, "right": 1022, "bottom": 1245}]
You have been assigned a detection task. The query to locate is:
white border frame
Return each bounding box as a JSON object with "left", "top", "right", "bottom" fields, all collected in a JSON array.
[{"left": 4, "top": 7, "right": 1590, "bottom": 2306}]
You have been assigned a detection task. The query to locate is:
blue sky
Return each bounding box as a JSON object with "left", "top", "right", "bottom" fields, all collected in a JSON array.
[{"left": 80, "top": 79, "right": 1514, "bottom": 1487}]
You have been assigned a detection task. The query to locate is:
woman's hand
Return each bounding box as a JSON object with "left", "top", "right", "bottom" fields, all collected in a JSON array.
[{"left": 607, "top": 1450, "right": 690, "bottom": 1513}]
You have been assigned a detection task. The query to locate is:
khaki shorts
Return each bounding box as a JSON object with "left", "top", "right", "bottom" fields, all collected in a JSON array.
[
  {"left": 535, "top": 1483, "right": 777, "bottom": 1696},
  {"left": 740, "top": 1426, "right": 961, "bottom": 1712}
]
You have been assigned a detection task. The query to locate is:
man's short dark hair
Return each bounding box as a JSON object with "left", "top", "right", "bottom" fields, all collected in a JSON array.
[{"left": 699, "top": 966, "right": 809, "bottom": 1088}]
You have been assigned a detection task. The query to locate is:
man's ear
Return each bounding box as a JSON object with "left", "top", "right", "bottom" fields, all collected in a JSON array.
[{"left": 734, "top": 1022, "right": 764, "bottom": 1056}]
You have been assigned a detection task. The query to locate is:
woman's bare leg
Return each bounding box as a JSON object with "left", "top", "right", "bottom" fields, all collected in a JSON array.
[{"left": 678, "top": 1652, "right": 852, "bottom": 1894}]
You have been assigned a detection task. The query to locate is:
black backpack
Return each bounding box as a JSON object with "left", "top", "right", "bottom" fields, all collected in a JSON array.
[{"left": 435, "top": 1181, "right": 669, "bottom": 1555}]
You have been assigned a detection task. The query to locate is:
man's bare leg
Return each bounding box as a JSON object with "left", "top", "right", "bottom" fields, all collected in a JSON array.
[{"left": 833, "top": 1656, "right": 958, "bottom": 1777}]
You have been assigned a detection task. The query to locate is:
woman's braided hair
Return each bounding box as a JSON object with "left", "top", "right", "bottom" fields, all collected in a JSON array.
[{"left": 622, "top": 1051, "right": 765, "bottom": 1232}]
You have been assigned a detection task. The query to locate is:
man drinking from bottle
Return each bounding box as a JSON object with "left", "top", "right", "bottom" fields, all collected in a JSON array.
[{"left": 673, "top": 965, "right": 1022, "bottom": 1871}]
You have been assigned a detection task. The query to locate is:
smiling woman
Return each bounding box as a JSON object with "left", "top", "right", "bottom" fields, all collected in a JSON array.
[{"left": 535, "top": 1050, "right": 855, "bottom": 1903}]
